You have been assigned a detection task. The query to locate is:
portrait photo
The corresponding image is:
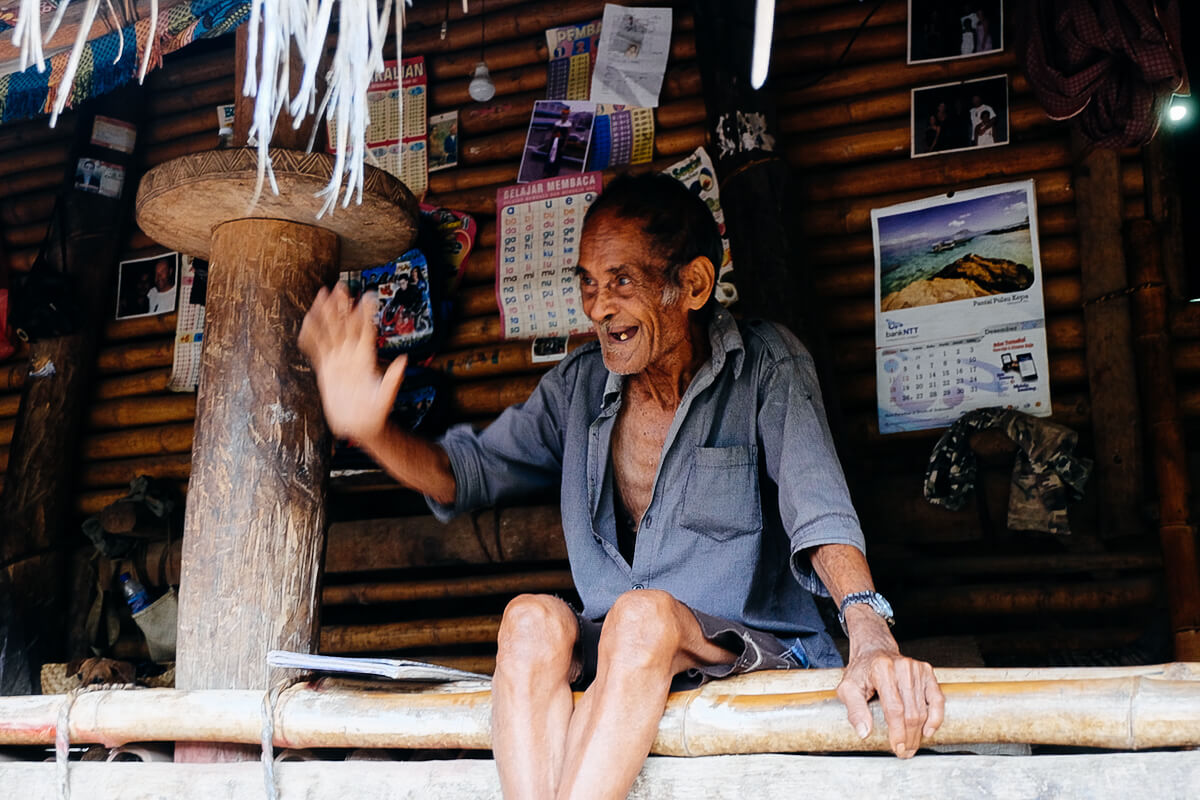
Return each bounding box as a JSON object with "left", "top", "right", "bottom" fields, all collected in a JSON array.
[
  {"left": 908, "top": 0, "right": 1003, "bottom": 64},
  {"left": 518, "top": 100, "right": 595, "bottom": 183},
  {"left": 911, "top": 74, "right": 1009, "bottom": 158},
  {"left": 115, "top": 252, "right": 180, "bottom": 319}
]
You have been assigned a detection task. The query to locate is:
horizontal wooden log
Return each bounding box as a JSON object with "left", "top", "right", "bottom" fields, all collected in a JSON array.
[
  {"left": 452, "top": 374, "right": 542, "bottom": 417},
  {"left": 104, "top": 314, "right": 178, "bottom": 341},
  {"left": 0, "top": 141, "right": 70, "bottom": 179},
  {"left": 431, "top": 339, "right": 585, "bottom": 380},
  {"left": 778, "top": 49, "right": 1018, "bottom": 107},
  {"left": 78, "top": 453, "right": 194, "bottom": 489},
  {"left": 81, "top": 422, "right": 194, "bottom": 461},
  {"left": 0, "top": 445, "right": 8, "bottom": 472},
  {"left": 3, "top": 668, "right": 1200, "bottom": 753},
  {"left": 799, "top": 141, "right": 1072, "bottom": 203},
  {"left": 778, "top": 0, "right": 906, "bottom": 37},
  {"left": 144, "top": 47, "right": 235, "bottom": 91},
  {"left": 2, "top": 220, "right": 48, "bottom": 249},
  {"left": 5, "top": 751, "right": 1200, "bottom": 799},
  {"left": 0, "top": 362, "right": 27, "bottom": 392},
  {"left": 87, "top": 394, "right": 197, "bottom": 430},
  {"left": 774, "top": 24, "right": 906, "bottom": 76},
  {"left": 323, "top": 569, "right": 574, "bottom": 606},
  {"left": 320, "top": 614, "right": 503, "bottom": 653},
  {"left": 145, "top": 106, "right": 222, "bottom": 146},
  {"left": 0, "top": 188, "right": 55, "bottom": 227},
  {"left": 97, "top": 340, "right": 174, "bottom": 374},
  {"left": 145, "top": 77, "right": 236, "bottom": 118},
  {"left": 446, "top": 315, "right": 506, "bottom": 349},
  {"left": 94, "top": 369, "right": 173, "bottom": 401},
  {"left": 0, "top": 113, "right": 75, "bottom": 153},
  {"left": 0, "top": 166, "right": 62, "bottom": 199},
  {"left": 0, "top": 393, "right": 19, "bottom": 417},
  {"left": 900, "top": 577, "right": 1161, "bottom": 617},
  {"left": 0, "top": 417, "right": 13, "bottom": 446},
  {"left": 874, "top": 551, "right": 1162, "bottom": 579}
]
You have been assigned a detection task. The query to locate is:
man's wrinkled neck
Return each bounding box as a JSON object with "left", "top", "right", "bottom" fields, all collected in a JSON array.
[{"left": 627, "top": 312, "right": 710, "bottom": 410}]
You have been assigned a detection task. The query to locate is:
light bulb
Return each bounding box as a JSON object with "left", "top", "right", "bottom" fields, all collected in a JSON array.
[
  {"left": 1169, "top": 103, "right": 1188, "bottom": 123},
  {"left": 468, "top": 62, "right": 496, "bottom": 102}
]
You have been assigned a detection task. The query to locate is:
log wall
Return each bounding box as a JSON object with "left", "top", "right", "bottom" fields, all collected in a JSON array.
[{"left": 0, "top": 0, "right": 1184, "bottom": 670}]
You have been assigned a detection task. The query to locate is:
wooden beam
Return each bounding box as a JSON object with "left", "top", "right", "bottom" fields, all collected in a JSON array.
[
  {"left": 1072, "top": 130, "right": 1144, "bottom": 539},
  {"left": 3, "top": 752, "right": 1200, "bottom": 799}
]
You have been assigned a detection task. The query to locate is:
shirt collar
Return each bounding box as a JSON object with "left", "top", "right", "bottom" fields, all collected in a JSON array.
[{"left": 600, "top": 304, "right": 745, "bottom": 410}]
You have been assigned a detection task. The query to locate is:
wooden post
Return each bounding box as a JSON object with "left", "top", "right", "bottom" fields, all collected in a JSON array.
[
  {"left": 1, "top": 86, "right": 144, "bottom": 676},
  {"left": 1126, "top": 219, "right": 1200, "bottom": 659},
  {"left": 1071, "top": 130, "right": 1144, "bottom": 539}
]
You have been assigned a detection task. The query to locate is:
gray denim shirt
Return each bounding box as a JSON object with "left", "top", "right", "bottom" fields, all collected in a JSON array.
[{"left": 429, "top": 307, "right": 865, "bottom": 666}]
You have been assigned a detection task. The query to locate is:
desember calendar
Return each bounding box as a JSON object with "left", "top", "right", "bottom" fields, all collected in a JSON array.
[
  {"left": 495, "top": 173, "right": 602, "bottom": 340},
  {"left": 872, "top": 180, "right": 1051, "bottom": 434}
]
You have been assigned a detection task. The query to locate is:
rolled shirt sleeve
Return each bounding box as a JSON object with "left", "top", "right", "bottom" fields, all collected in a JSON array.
[{"left": 755, "top": 336, "right": 866, "bottom": 596}]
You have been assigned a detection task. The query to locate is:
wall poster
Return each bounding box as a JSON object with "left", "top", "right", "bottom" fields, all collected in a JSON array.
[
  {"left": 496, "top": 173, "right": 602, "bottom": 340},
  {"left": 872, "top": 180, "right": 1050, "bottom": 434}
]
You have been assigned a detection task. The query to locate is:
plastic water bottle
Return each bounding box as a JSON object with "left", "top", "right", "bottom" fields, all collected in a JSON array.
[{"left": 119, "top": 572, "right": 151, "bottom": 613}]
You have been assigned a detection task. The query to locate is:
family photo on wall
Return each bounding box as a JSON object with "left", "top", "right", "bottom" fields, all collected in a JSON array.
[
  {"left": 908, "top": 0, "right": 1003, "bottom": 64},
  {"left": 114, "top": 253, "right": 180, "bottom": 319},
  {"left": 912, "top": 74, "right": 1009, "bottom": 157}
]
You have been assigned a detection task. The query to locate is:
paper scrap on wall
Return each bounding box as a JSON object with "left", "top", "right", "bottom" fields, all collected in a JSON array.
[
  {"left": 590, "top": 5, "right": 672, "bottom": 108},
  {"left": 662, "top": 147, "right": 736, "bottom": 306},
  {"left": 168, "top": 256, "right": 207, "bottom": 393}
]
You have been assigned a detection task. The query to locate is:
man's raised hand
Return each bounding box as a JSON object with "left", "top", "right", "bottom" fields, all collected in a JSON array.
[{"left": 298, "top": 284, "right": 407, "bottom": 445}]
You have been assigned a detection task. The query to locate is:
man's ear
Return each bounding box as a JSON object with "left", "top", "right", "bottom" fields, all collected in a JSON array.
[{"left": 680, "top": 255, "right": 715, "bottom": 312}]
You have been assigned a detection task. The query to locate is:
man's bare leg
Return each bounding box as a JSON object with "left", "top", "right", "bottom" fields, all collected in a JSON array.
[
  {"left": 491, "top": 594, "right": 580, "bottom": 799},
  {"left": 555, "top": 590, "right": 737, "bottom": 800}
]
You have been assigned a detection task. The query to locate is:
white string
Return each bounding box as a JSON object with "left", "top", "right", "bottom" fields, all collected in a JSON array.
[
  {"left": 137, "top": 0, "right": 160, "bottom": 82},
  {"left": 51, "top": 0, "right": 103, "bottom": 126},
  {"left": 13, "top": 0, "right": 47, "bottom": 73},
  {"left": 103, "top": 0, "right": 125, "bottom": 63}
]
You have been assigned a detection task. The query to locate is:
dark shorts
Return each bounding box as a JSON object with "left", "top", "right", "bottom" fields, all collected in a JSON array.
[{"left": 570, "top": 605, "right": 811, "bottom": 693}]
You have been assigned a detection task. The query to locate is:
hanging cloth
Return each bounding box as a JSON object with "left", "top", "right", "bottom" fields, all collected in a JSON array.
[
  {"left": 1015, "top": 0, "right": 1187, "bottom": 148},
  {"left": 924, "top": 407, "right": 1093, "bottom": 535}
]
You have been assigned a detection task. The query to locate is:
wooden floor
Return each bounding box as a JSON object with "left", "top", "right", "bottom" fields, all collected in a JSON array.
[{"left": 3, "top": 751, "right": 1200, "bottom": 799}]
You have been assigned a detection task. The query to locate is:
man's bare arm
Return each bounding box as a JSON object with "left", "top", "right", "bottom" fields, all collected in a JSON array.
[
  {"left": 808, "top": 543, "right": 945, "bottom": 758},
  {"left": 298, "top": 283, "right": 457, "bottom": 505}
]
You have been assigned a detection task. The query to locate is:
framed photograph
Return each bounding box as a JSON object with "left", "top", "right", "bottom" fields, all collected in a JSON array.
[
  {"left": 428, "top": 111, "right": 459, "bottom": 172},
  {"left": 517, "top": 100, "right": 595, "bottom": 183},
  {"left": 911, "top": 74, "right": 1009, "bottom": 158},
  {"left": 908, "top": 0, "right": 1003, "bottom": 65},
  {"left": 115, "top": 252, "right": 180, "bottom": 319}
]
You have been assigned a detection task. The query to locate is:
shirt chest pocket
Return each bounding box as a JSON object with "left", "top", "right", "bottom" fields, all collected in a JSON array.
[{"left": 678, "top": 445, "right": 763, "bottom": 541}]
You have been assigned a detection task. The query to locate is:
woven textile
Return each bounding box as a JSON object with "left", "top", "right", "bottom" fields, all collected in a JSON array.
[
  {"left": 0, "top": 0, "right": 248, "bottom": 123},
  {"left": 1015, "top": 0, "right": 1186, "bottom": 148}
]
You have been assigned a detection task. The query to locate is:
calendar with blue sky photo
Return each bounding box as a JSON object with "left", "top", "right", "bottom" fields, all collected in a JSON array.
[{"left": 871, "top": 181, "right": 1051, "bottom": 433}]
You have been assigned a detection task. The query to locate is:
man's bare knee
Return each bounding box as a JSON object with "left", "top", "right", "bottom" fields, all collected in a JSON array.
[
  {"left": 598, "top": 590, "right": 685, "bottom": 672},
  {"left": 496, "top": 594, "right": 577, "bottom": 674}
]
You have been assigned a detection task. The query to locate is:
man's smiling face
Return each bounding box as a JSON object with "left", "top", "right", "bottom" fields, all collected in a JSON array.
[{"left": 576, "top": 209, "right": 691, "bottom": 376}]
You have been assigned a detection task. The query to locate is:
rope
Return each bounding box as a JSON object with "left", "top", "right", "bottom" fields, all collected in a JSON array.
[
  {"left": 56, "top": 683, "right": 139, "bottom": 800},
  {"left": 261, "top": 677, "right": 304, "bottom": 800}
]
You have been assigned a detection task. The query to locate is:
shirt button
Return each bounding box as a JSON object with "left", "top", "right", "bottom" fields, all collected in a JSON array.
[
  {"left": 643, "top": 515, "right": 652, "bottom": 527},
  {"left": 633, "top": 583, "right": 644, "bottom": 590}
]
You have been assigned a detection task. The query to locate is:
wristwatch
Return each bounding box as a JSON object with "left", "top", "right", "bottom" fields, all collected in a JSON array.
[{"left": 837, "top": 591, "right": 895, "bottom": 634}]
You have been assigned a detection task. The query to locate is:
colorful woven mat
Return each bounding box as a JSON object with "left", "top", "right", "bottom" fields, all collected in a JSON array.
[{"left": 0, "top": 0, "right": 248, "bottom": 123}]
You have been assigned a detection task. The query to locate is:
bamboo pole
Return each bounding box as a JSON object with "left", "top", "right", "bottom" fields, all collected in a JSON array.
[
  {"left": 899, "top": 577, "right": 1160, "bottom": 617},
  {"left": 446, "top": 316, "right": 506, "bottom": 350},
  {"left": 0, "top": 142, "right": 69, "bottom": 179},
  {"left": 773, "top": 25, "right": 906, "bottom": 76},
  {"left": 142, "top": 131, "right": 220, "bottom": 170},
  {"left": 143, "top": 48, "right": 235, "bottom": 91},
  {"left": 0, "top": 113, "right": 76, "bottom": 152},
  {"left": 873, "top": 551, "right": 1162, "bottom": 578},
  {"left": 145, "top": 77, "right": 235, "bottom": 118},
  {"left": 0, "top": 418, "right": 14, "bottom": 447},
  {"left": 1127, "top": 219, "right": 1200, "bottom": 659},
  {"left": 1, "top": 362, "right": 27, "bottom": 392},
  {"left": 0, "top": 393, "right": 19, "bottom": 417},
  {"left": 777, "top": 0, "right": 906, "bottom": 37},
  {"left": 0, "top": 166, "right": 62, "bottom": 198},
  {"left": 2, "top": 669, "right": 1200, "bottom": 751},
  {"left": 102, "top": 314, "right": 178, "bottom": 342},
  {"left": 144, "top": 107, "right": 225, "bottom": 146},
  {"left": 0, "top": 189, "right": 56, "bottom": 226},
  {"left": 323, "top": 569, "right": 574, "bottom": 606},
  {"left": 320, "top": 615, "right": 503, "bottom": 653}
]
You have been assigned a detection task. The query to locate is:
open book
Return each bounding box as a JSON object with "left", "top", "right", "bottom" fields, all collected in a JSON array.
[{"left": 267, "top": 650, "right": 491, "bottom": 682}]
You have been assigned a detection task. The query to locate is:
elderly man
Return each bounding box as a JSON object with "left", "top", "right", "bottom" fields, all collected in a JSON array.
[{"left": 299, "top": 174, "right": 943, "bottom": 800}]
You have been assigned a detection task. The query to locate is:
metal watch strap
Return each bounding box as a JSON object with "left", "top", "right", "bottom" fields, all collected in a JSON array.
[{"left": 837, "top": 590, "right": 895, "bottom": 635}]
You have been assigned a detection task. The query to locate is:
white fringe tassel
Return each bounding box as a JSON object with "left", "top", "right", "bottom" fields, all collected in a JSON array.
[{"left": 13, "top": 0, "right": 411, "bottom": 212}]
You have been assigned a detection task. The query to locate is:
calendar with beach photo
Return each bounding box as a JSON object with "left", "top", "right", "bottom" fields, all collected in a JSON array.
[{"left": 872, "top": 181, "right": 1051, "bottom": 433}]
